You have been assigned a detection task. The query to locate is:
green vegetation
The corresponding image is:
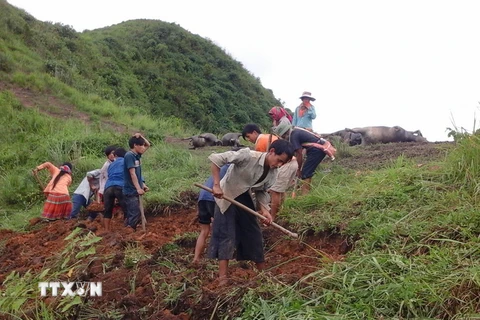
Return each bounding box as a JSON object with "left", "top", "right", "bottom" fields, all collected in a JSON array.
[
  {"left": 0, "top": 0, "right": 280, "bottom": 133},
  {"left": 0, "top": 228, "right": 103, "bottom": 318},
  {"left": 1, "top": 0, "right": 480, "bottom": 318},
  {"left": 241, "top": 135, "right": 480, "bottom": 319}
]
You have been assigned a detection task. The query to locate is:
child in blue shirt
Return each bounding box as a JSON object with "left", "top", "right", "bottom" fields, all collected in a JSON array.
[
  {"left": 123, "top": 133, "right": 150, "bottom": 231},
  {"left": 103, "top": 147, "right": 127, "bottom": 231}
]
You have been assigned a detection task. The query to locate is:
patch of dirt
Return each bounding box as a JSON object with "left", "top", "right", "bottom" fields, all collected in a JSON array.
[
  {"left": 0, "top": 207, "right": 347, "bottom": 319},
  {"left": 333, "top": 141, "right": 454, "bottom": 170}
]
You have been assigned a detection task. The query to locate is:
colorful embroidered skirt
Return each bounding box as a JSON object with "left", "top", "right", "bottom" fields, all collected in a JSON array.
[{"left": 42, "top": 193, "right": 72, "bottom": 220}]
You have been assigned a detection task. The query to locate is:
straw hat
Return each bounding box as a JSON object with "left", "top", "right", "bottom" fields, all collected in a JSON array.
[{"left": 299, "top": 91, "right": 316, "bottom": 101}]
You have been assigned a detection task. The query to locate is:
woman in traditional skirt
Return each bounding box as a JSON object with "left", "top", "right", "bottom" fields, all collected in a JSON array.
[{"left": 33, "top": 162, "right": 73, "bottom": 220}]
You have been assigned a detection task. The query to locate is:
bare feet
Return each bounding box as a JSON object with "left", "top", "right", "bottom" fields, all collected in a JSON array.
[{"left": 218, "top": 275, "right": 228, "bottom": 287}]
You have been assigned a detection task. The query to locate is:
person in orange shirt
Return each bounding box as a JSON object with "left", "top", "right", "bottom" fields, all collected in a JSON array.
[
  {"left": 242, "top": 123, "right": 278, "bottom": 151},
  {"left": 242, "top": 124, "right": 298, "bottom": 219},
  {"left": 33, "top": 162, "right": 73, "bottom": 220}
]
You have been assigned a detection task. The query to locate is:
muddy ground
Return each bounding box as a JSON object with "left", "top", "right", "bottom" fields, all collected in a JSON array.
[
  {"left": 0, "top": 140, "right": 454, "bottom": 319},
  {"left": 0, "top": 205, "right": 347, "bottom": 319}
]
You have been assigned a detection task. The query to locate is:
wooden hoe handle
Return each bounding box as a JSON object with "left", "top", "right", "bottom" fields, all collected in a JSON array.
[{"left": 194, "top": 183, "right": 298, "bottom": 238}]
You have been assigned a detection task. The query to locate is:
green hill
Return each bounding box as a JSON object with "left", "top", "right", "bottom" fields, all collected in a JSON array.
[
  {"left": 0, "top": 0, "right": 283, "bottom": 214},
  {"left": 0, "top": 0, "right": 279, "bottom": 133}
]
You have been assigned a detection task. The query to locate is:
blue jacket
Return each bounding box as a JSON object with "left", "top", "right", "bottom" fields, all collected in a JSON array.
[
  {"left": 292, "top": 105, "right": 316, "bottom": 129},
  {"left": 105, "top": 157, "right": 124, "bottom": 190}
]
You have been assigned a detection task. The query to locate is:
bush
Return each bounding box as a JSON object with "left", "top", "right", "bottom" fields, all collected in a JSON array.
[{"left": 0, "top": 51, "right": 14, "bottom": 72}]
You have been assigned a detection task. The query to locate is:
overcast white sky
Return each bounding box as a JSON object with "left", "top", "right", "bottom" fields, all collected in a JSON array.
[{"left": 7, "top": 0, "right": 480, "bottom": 141}]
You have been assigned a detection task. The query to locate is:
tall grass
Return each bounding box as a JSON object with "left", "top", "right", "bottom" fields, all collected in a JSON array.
[
  {"left": 444, "top": 133, "right": 480, "bottom": 200},
  {"left": 244, "top": 135, "right": 480, "bottom": 319},
  {"left": 0, "top": 88, "right": 200, "bottom": 229}
]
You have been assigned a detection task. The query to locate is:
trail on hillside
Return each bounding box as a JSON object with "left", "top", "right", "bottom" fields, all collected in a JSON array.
[{"left": 0, "top": 82, "right": 130, "bottom": 133}]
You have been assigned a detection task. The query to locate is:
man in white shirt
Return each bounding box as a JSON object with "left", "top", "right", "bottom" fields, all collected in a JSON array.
[
  {"left": 208, "top": 139, "right": 294, "bottom": 285},
  {"left": 69, "top": 169, "right": 101, "bottom": 220}
]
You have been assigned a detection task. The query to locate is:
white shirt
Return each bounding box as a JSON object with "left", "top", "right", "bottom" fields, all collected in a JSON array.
[
  {"left": 99, "top": 160, "right": 111, "bottom": 194},
  {"left": 73, "top": 169, "right": 101, "bottom": 200},
  {"left": 208, "top": 148, "right": 277, "bottom": 213}
]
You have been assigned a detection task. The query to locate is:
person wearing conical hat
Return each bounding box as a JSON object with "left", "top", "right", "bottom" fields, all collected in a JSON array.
[{"left": 292, "top": 91, "right": 317, "bottom": 131}]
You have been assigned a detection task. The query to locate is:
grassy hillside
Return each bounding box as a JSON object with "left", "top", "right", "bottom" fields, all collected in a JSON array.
[
  {"left": 0, "top": 0, "right": 279, "bottom": 133},
  {"left": 0, "top": 0, "right": 280, "bottom": 220},
  {"left": 1, "top": 0, "right": 480, "bottom": 319}
]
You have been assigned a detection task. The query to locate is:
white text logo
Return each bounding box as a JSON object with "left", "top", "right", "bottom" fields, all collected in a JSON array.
[{"left": 38, "top": 282, "right": 102, "bottom": 297}]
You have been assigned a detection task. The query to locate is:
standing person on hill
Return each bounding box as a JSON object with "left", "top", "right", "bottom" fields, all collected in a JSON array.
[
  {"left": 208, "top": 139, "right": 294, "bottom": 285},
  {"left": 124, "top": 133, "right": 150, "bottom": 232},
  {"left": 192, "top": 164, "right": 230, "bottom": 264},
  {"left": 242, "top": 124, "right": 298, "bottom": 219},
  {"left": 292, "top": 91, "right": 317, "bottom": 131},
  {"left": 273, "top": 122, "right": 336, "bottom": 195},
  {"left": 68, "top": 169, "right": 101, "bottom": 221},
  {"left": 33, "top": 162, "right": 73, "bottom": 220},
  {"left": 268, "top": 106, "right": 292, "bottom": 127},
  {"left": 103, "top": 147, "right": 128, "bottom": 231},
  {"left": 98, "top": 145, "right": 116, "bottom": 202}
]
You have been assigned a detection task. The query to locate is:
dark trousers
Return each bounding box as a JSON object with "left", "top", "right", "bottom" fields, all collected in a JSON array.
[
  {"left": 103, "top": 186, "right": 127, "bottom": 219},
  {"left": 208, "top": 192, "right": 264, "bottom": 263},
  {"left": 70, "top": 194, "right": 87, "bottom": 219},
  {"left": 302, "top": 147, "right": 326, "bottom": 179},
  {"left": 124, "top": 194, "right": 140, "bottom": 229}
]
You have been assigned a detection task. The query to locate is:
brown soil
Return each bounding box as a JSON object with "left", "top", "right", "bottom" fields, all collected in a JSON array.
[
  {"left": 333, "top": 141, "right": 454, "bottom": 171},
  {"left": 0, "top": 82, "right": 455, "bottom": 319},
  {"left": 0, "top": 209, "right": 347, "bottom": 319}
]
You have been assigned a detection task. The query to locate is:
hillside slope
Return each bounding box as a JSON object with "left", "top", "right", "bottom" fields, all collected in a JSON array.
[
  {"left": 0, "top": 141, "right": 454, "bottom": 320},
  {"left": 1, "top": 0, "right": 279, "bottom": 133}
]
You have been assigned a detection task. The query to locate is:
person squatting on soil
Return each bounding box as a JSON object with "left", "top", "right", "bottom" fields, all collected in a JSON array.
[
  {"left": 33, "top": 162, "right": 73, "bottom": 220},
  {"left": 208, "top": 139, "right": 294, "bottom": 285},
  {"left": 193, "top": 164, "right": 230, "bottom": 264},
  {"left": 98, "top": 145, "right": 117, "bottom": 202},
  {"left": 242, "top": 124, "right": 298, "bottom": 219},
  {"left": 123, "top": 133, "right": 150, "bottom": 231},
  {"left": 273, "top": 122, "right": 336, "bottom": 195},
  {"left": 103, "top": 147, "right": 128, "bottom": 231},
  {"left": 292, "top": 91, "right": 317, "bottom": 131},
  {"left": 68, "top": 169, "right": 101, "bottom": 221}
]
